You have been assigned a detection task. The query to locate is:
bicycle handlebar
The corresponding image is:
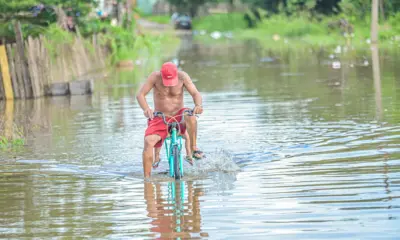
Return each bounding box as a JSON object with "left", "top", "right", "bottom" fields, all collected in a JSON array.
[{"left": 153, "top": 109, "right": 194, "bottom": 125}]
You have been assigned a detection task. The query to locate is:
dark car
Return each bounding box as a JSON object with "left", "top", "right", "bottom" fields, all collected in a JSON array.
[{"left": 174, "top": 14, "right": 192, "bottom": 30}]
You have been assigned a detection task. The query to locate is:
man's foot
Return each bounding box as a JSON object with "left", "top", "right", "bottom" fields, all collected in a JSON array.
[
  {"left": 185, "top": 156, "right": 194, "bottom": 166},
  {"left": 152, "top": 158, "right": 161, "bottom": 169},
  {"left": 192, "top": 148, "right": 205, "bottom": 160}
]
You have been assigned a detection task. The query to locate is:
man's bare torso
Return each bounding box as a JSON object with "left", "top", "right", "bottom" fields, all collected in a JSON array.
[{"left": 153, "top": 71, "right": 185, "bottom": 116}]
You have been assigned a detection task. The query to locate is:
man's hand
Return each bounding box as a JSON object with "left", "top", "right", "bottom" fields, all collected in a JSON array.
[
  {"left": 193, "top": 105, "right": 203, "bottom": 115},
  {"left": 144, "top": 108, "right": 154, "bottom": 120},
  {"left": 136, "top": 72, "right": 157, "bottom": 119}
]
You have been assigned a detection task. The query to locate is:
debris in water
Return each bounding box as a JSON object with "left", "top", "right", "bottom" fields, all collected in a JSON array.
[
  {"left": 332, "top": 61, "right": 341, "bottom": 69},
  {"left": 273, "top": 34, "right": 280, "bottom": 41},
  {"left": 210, "top": 31, "right": 222, "bottom": 40},
  {"left": 334, "top": 45, "right": 342, "bottom": 54},
  {"left": 224, "top": 32, "right": 233, "bottom": 39},
  {"left": 260, "top": 57, "right": 275, "bottom": 63}
]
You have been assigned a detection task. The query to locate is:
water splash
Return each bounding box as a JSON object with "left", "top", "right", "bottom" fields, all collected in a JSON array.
[{"left": 185, "top": 149, "right": 240, "bottom": 176}]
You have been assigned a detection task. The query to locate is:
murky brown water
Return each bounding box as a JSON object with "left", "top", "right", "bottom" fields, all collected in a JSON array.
[{"left": 1, "top": 39, "right": 399, "bottom": 239}]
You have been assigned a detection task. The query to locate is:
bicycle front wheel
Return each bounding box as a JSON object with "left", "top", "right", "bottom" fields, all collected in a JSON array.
[{"left": 172, "top": 145, "right": 181, "bottom": 180}]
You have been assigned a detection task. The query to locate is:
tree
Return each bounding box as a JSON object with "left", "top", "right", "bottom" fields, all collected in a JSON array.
[
  {"left": 241, "top": 0, "right": 342, "bottom": 15},
  {"left": 0, "top": 0, "right": 97, "bottom": 41},
  {"left": 167, "top": 0, "right": 217, "bottom": 17}
]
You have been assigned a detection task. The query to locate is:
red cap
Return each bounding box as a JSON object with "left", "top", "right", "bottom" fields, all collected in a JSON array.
[{"left": 161, "top": 62, "right": 178, "bottom": 86}]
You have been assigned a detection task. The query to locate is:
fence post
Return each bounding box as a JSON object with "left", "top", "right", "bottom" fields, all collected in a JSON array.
[
  {"left": 26, "top": 36, "right": 42, "bottom": 98},
  {"left": 13, "top": 43, "right": 26, "bottom": 98},
  {"left": 0, "top": 59, "right": 4, "bottom": 100},
  {"left": 4, "top": 98, "right": 14, "bottom": 139},
  {"left": 6, "top": 44, "right": 20, "bottom": 99},
  {"left": 0, "top": 45, "right": 14, "bottom": 100},
  {"left": 14, "top": 21, "right": 33, "bottom": 98}
]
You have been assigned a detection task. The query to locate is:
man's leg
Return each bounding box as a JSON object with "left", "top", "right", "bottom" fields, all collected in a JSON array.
[
  {"left": 143, "top": 134, "right": 162, "bottom": 178},
  {"left": 181, "top": 130, "right": 192, "bottom": 158},
  {"left": 154, "top": 147, "right": 161, "bottom": 164},
  {"left": 184, "top": 115, "right": 204, "bottom": 159}
]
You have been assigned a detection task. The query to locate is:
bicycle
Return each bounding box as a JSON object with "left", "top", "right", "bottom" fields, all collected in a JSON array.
[{"left": 153, "top": 109, "right": 194, "bottom": 180}]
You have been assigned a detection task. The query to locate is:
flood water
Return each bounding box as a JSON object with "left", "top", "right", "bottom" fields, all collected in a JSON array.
[{"left": 1, "top": 38, "right": 399, "bottom": 239}]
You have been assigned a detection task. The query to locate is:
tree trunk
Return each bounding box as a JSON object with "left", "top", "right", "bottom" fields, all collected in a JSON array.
[
  {"left": 371, "top": 0, "right": 379, "bottom": 44},
  {"left": 117, "top": 2, "right": 124, "bottom": 26},
  {"left": 189, "top": 3, "right": 197, "bottom": 18},
  {"left": 229, "top": 0, "right": 234, "bottom": 12},
  {"left": 379, "top": 0, "right": 385, "bottom": 21}
]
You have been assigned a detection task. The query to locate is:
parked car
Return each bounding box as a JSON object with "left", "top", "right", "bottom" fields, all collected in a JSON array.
[{"left": 173, "top": 14, "right": 192, "bottom": 30}]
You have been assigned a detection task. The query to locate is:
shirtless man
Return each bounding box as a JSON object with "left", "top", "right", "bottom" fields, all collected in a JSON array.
[{"left": 136, "top": 62, "right": 205, "bottom": 178}]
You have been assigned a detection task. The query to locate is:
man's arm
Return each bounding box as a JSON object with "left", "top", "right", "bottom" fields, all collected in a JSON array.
[
  {"left": 181, "top": 71, "right": 203, "bottom": 113},
  {"left": 136, "top": 72, "right": 157, "bottom": 118}
]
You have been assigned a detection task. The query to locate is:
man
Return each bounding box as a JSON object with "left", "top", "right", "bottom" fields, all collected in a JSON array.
[{"left": 136, "top": 62, "right": 205, "bottom": 178}]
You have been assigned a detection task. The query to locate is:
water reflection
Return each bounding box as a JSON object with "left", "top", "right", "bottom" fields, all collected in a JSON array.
[
  {"left": 3, "top": 100, "right": 13, "bottom": 139},
  {"left": 144, "top": 181, "right": 208, "bottom": 239},
  {"left": 371, "top": 44, "right": 382, "bottom": 121}
]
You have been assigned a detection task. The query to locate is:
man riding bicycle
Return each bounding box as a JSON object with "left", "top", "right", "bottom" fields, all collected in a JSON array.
[{"left": 136, "top": 62, "right": 205, "bottom": 178}]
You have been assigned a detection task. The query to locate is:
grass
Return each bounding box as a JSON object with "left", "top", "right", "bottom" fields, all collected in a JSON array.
[
  {"left": 191, "top": 12, "right": 400, "bottom": 50},
  {"left": 143, "top": 14, "right": 171, "bottom": 25},
  {"left": 192, "top": 13, "right": 247, "bottom": 32},
  {"left": 0, "top": 136, "right": 25, "bottom": 149},
  {"left": 0, "top": 124, "right": 25, "bottom": 150}
]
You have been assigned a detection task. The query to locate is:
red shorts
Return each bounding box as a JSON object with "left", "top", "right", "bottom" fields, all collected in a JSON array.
[{"left": 145, "top": 108, "right": 189, "bottom": 148}]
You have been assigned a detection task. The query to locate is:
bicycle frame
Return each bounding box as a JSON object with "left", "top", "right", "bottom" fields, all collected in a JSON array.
[
  {"left": 154, "top": 109, "right": 193, "bottom": 179},
  {"left": 164, "top": 126, "right": 184, "bottom": 178}
]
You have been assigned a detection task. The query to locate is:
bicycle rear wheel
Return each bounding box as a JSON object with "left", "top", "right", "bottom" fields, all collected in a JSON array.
[{"left": 172, "top": 145, "right": 181, "bottom": 180}]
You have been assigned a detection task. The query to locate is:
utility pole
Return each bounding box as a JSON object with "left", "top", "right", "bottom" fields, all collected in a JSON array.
[{"left": 371, "top": 0, "right": 379, "bottom": 43}]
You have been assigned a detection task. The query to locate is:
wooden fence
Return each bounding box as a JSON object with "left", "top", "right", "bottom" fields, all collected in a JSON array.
[{"left": 0, "top": 22, "right": 109, "bottom": 100}]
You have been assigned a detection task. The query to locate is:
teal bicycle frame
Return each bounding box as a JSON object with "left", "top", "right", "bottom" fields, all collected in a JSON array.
[
  {"left": 164, "top": 127, "right": 184, "bottom": 178},
  {"left": 154, "top": 110, "right": 193, "bottom": 179}
]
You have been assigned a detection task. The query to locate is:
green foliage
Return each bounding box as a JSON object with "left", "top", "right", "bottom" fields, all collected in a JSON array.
[
  {"left": 0, "top": 0, "right": 97, "bottom": 40},
  {"left": 338, "top": 0, "right": 371, "bottom": 23},
  {"left": 42, "top": 23, "right": 74, "bottom": 60},
  {"left": 380, "top": 12, "right": 400, "bottom": 40},
  {"left": 241, "top": 0, "right": 399, "bottom": 19},
  {"left": 193, "top": 13, "right": 247, "bottom": 32},
  {"left": 0, "top": 136, "right": 25, "bottom": 149},
  {"left": 389, "top": 12, "right": 400, "bottom": 34},
  {"left": 258, "top": 14, "right": 327, "bottom": 37},
  {"left": 0, "top": 125, "right": 25, "bottom": 150},
  {"left": 0, "top": 0, "right": 38, "bottom": 14}
]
